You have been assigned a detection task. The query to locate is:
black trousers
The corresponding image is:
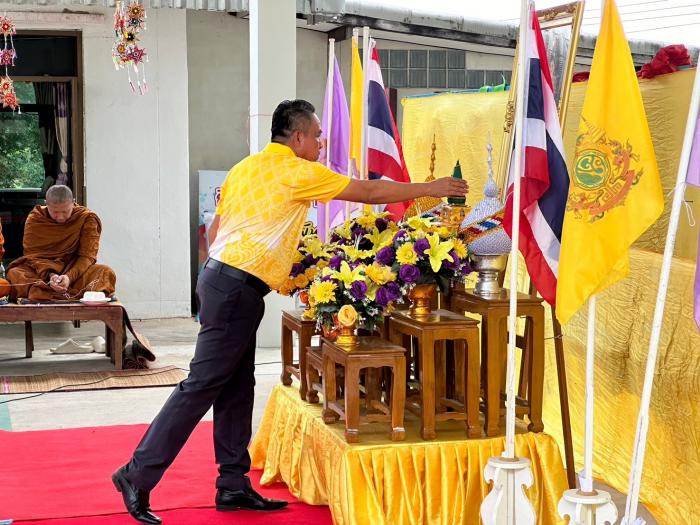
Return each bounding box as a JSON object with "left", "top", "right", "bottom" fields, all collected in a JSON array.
[{"left": 125, "top": 266, "right": 266, "bottom": 491}]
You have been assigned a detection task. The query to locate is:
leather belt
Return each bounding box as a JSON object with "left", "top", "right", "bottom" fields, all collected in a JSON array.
[{"left": 204, "top": 258, "right": 271, "bottom": 297}]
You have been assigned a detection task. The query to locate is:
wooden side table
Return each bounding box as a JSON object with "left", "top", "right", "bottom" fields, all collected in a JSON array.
[
  {"left": 450, "top": 288, "right": 545, "bottom": 437},
  {"left": 280, "top": 309, "right": 317, "bottom": 401},
  {"left": 321, "top": 336, "right": 406, "bottom": 443},
  {"left": 388, "top": 309, "right": 481, "bottom": 440}
]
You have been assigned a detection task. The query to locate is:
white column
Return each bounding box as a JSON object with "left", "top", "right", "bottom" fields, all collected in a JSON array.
[
  {"left": 249, "top": 0, "right": 296, "bottom": 153},
  {"left": 249, "top": 0, "right": 297, "bottom": 347}
]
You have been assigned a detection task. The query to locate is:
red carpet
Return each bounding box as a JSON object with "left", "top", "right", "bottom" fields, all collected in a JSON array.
[{"left": 0, "top": 422, "right": 332, "bottom": 524}]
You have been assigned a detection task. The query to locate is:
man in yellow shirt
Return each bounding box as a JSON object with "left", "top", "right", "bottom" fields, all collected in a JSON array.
[{"left": 113, "top": 100, "right": 467, "bottom": 524}]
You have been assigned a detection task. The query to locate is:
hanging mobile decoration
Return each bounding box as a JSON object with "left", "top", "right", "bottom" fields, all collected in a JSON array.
[
  {"left": 0, "top": 14, "right": 19, "bottom": 111},
  {"left": 112, "top": 0, "right": 148, "bottom": 95}
]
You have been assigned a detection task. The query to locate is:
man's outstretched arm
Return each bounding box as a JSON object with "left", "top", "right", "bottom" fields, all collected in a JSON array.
[{"left": 335, "top": 177, "right": 468, "bottom": 205}]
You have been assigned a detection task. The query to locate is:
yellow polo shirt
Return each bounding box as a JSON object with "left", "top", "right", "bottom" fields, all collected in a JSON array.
[{"left": 208, "top": 143, "right": 350, "bottom": 290}]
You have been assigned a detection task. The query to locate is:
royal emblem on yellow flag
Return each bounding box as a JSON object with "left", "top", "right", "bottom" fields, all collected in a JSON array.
[{"left": 556, "top": 0, "right": 663, "bottom": 324}]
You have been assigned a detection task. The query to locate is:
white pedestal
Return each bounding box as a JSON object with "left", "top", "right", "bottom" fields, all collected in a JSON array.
[
  {"left": 480, "top": 456, "right": 536, "bottom": 525},
  {"left": 559, "top": 489, "right": 618, "bottom": 525}
]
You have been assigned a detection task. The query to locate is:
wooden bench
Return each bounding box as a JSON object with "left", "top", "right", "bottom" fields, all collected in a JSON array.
[{"left": 0, "top": 302, "right": 126, "bottom": 369}]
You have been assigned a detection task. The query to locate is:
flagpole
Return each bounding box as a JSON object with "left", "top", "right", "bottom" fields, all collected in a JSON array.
[
  {"left": 622, "top": 56, "right": 700, "bottom": 525},
  {"left": 558, "top": 3, "right": 620, "bottom": 521},
  {"left": 346, "top": 29, "right": 359, "bottom": 220},
  {"left": 361, "top": 26, "right": 371, "bottom": 213},
  {"left": 324, "top": 37, "right": 335, "bottom": 238},
  {"left": 480, "top": 4, "right": 535, "bottom": 523}
]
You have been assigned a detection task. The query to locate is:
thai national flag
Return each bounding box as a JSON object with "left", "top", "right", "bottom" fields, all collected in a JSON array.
[
  {"left": 366, "top": 39, "right": 412, "bottom": 220},
  {"left": 503, "top": 7, "right": 569, "bottom": 306}
]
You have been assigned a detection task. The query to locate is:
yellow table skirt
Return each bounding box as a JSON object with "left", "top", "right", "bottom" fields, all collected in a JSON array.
[{"left": 251, "top": 384, "right": 568, "bottom": 525}]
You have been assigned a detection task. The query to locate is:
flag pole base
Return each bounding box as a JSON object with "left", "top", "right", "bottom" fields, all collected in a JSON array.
[
  {"left": 480, "top": 456, "right": 535, "bottom": 525},
  {"left": 558, "top": 488, "right": 618, "bottom": 525}
]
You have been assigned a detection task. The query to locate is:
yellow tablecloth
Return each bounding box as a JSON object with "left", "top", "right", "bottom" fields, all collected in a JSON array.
[{"left": 251, "top": 384, "right": 568, "bottom": 525}]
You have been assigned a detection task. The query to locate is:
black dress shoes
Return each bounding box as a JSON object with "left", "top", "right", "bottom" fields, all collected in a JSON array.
[
  {"left": 215, "top": 486, "right": 289, "bottom": 512},
  {"left": 112, "top": 466, "right": 162, "bottom": 525}
]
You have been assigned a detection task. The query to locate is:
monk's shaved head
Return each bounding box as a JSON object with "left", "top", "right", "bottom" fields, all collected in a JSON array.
[
  {"left": 45, "top": 185, "right": 75, "bottom": 223},
  {"left": 46, "top": 185, "right": 74, "bottom": 205}
]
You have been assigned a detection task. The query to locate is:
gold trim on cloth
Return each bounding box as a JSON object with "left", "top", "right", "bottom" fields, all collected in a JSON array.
[{"left": 250, "top": 385, "right": 568, "bottom": 525}]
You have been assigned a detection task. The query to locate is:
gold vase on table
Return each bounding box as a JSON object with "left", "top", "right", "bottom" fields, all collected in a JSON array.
[
  {"left": 335, "top": 305, "right": 359, "bottom": 348},
  {"left": 408, "top": 283, "right": 436, "bottom": 318}
]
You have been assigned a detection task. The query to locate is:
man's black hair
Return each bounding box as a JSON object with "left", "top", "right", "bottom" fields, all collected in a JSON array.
[{"left": 271, "top": 99, "right": 316, "bottom": 141}]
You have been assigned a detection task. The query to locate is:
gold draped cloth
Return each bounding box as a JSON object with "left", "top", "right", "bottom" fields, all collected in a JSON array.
[
  {"left": 401, "top": 70, "right": 700, "bottom": 524},
  {"left": 250, "top": 385, "right": 568, "bottom": 525},
  {"left": 7, "top": 205, "right": 116, "bottom": 301}
]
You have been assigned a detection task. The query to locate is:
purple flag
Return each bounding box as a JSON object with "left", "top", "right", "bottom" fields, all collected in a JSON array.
[
  {"left": 317, "top": 57, "right": 352, "bottom": 241},
  {"left": 687, "top": 113, "right": 700, "bottom": 330}
]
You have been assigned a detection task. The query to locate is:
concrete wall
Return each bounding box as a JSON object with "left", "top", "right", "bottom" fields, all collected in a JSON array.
[
  {"left": 185, "top": 12, "right": 327, "bottom": 316},
  {"left": 2, "top": 5, "right": 192, "bottom": 319}
]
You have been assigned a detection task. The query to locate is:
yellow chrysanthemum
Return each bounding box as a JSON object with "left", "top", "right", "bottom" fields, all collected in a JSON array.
[
  {"left": 453, "top": 238, "right": 468, "bottom": 259},
  {"left": 366, "top": 263, "right": 396, "bottom": 285},
  {"left": 435, "top": 226, "right": 451, "bottom": 237},
  {"left": 396, "top": 243, "right": 418, "bottom": 265},
  {"left": 309, "top": 280, "right": 337, "bottom": 304},
  {"left": 356, "top": 214, "right": 379, "bottom": 228},
  {"left": 293, "top": 274, "right": 309, "bottom": 289},
  {"left": 302, "top": 306, "right": 316, "bottom": 320}
]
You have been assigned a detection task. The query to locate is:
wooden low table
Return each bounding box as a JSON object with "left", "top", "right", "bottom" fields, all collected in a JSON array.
[
  {"left": 0, "top": 302, "right": 126, "bottom": 369},
  {"left": 450, "top": 288, "right": 545, "bottom": 437},
  {"left": 280, "top": 309, "right": 317, "bottom": 400},
  {"left": 321, "top": 336, "right": 406, "bottom": 443},
  {"left": 388, "top": 309, "right": 481, "bottom": 440}
]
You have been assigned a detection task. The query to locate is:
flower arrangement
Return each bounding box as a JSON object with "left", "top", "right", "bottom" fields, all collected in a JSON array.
[
  {"left": 390, "top": 215, "right": 472, "bottom": 293},
  {"left": 277, "top": 235, "right": 332, "bottom": 299}
]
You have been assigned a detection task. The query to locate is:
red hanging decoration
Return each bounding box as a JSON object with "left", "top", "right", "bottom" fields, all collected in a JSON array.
[
  {"left": 112, "top": 1, "right": 149, "bottom": 95},
  {"left": 0, "top": 15, "right": 19, "bottom": 111}
]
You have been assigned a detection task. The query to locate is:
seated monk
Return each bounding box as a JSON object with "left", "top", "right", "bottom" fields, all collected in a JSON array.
[{"left": 7, "top": 185, "right": 116, "bottom": 302}]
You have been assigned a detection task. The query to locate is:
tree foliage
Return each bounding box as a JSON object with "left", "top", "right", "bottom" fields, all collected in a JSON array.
[{"left": 0, "top": 112, "right": 44, "bottom": 189}]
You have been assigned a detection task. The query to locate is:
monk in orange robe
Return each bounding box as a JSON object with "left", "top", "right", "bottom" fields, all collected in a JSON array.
[{"left": 7, "top": 185, "right": 116, "bottom": 302}]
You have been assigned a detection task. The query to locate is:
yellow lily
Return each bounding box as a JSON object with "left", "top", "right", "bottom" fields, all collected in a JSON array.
[
  {"left": 364, "top": 228, "right": 395, "bottom": 249},
  {"left": 406, "top": 215, "right": 438, "bottom": 232},
  {"left": 341, "top": 245, "right": 375, "bottom": 261},
  {"left": 423, "top": 233, "right": 454, "bottom": 273},
  {"left": 332, "top": 261, "right": 365, "bottom": 287},
  {"left": 303, "top": 236, "right": 332, "bottom": 258}
]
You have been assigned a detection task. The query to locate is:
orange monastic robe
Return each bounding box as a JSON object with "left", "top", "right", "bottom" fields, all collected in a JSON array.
[
  {"left": 7, "top": 205, "right": 116, "bottom": 301},
  {"left": 0, "top": 219, "right": 5, "bottom": 261}
]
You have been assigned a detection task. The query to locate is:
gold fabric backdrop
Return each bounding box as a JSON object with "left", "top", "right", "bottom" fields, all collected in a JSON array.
[{"left": 401, "top": 69, "right": 700, "bottom": 524}]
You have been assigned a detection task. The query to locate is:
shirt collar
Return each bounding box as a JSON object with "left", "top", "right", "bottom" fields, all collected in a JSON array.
[{"left": 264, "top": 142, "right": 297, "bottom": 157}]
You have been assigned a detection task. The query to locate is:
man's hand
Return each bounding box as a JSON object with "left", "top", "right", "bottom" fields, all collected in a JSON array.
[
  {"left": 426, "top": 177, "right": 469, "bottom": 198},
  {"left": 49, "top": 274, "right": 70, "bottom": 293}
]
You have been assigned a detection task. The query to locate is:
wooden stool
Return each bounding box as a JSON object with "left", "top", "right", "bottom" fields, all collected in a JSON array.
[
  {"left": 388, "top": 309, "right": 481, "bottom": 440},
  {"left": 280, "top": 309, "right": 317, "bottom": 401},
  {"left": 321, "top": 336, "right": 406, "bottom": 443},
  {"left": 450, "top": 288, "right": 545, "bottom": 437}
]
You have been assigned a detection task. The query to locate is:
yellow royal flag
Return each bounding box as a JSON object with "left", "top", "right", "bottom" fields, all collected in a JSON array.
[
  {"left": 556, "top": 0, "right": 663, "bottom": 324},
  {"left": 349, "top": 36, "right": 363, "bottom": 177}
]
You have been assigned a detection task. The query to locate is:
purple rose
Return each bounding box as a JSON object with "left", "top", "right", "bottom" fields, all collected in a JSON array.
[
  {"left": 303, "top": 254, "right": 316, "bottom": 266},
  {"left": 444, "top": 250, "right": 461, "bottom": 271},
  {"left": 329, "top": 233, "right": 342, "bottom": 243},
  {"left": 329, "top": 255, "right": 343, "bottom": 271},
  {"left": 399, "top": 264, "right": 421, "bottom": 283},
  {"left": 351, "top": 226, "right": 368, "bottom": 237},
  {"left": 385, "top": 281, "right": 402, "bottom": 301},
  {"left": 375, "top": 286, "right": 392, "bottom": 307},
  {"left": 290, "top": 262, "right": 305, "bottom": 277},
  {"left": 393, "top": 230, "right": 407, "bottom": 243},
  {"left": 375, "top": 218, "right": 389, "bottom": 232},
  {"left": 461, "top": 260, "right": 473, "bottom": 275},
  {"left": 350, "top": 280, "right": 368, "bottom": 300},
  {"left": 413, "top": 238, "right": 430, "bottom": 256},
  {"left": 376, "top": 246, "right": 396, "bottom": 266}
]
